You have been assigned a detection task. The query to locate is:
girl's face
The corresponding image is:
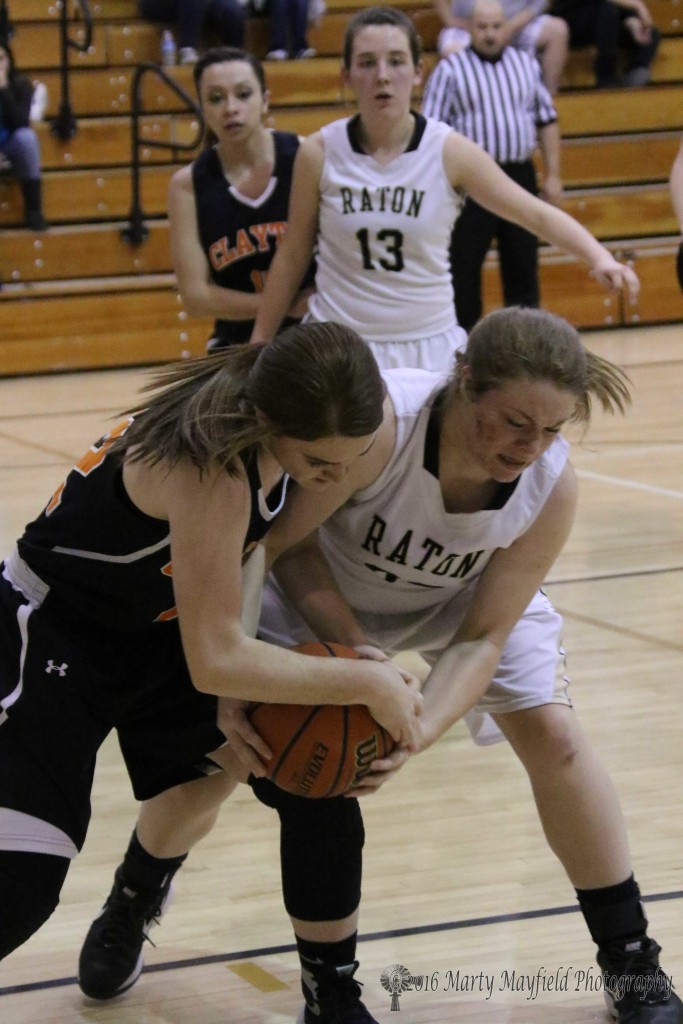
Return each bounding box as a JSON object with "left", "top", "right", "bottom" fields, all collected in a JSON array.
[
  {"left": 198, "top": 60, "right": 268, "bottom": 143},
  {"left": 343, "top": 26, "right": 422, "bottom": 115},
  {"left": 267, "top": 432, "right": 378, "bottom": 489},
  {"left": 458, "top": 376, "right": 576, "bottom": 482}
]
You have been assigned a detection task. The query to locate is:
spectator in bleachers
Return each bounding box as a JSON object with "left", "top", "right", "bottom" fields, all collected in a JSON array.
[
  {"left": 670, "top": 136, "right": 683, "bottom": 291},
  {"left": 0, "top": 40, "right": 47, "bottom": 231},
  {"left": 433, "top": 0, "right": 569, "bottom": 93},
  {"left": 422, "top": 0, "right": 563, "bottom": 332},
  {"left": 265, "top": 0, "right": 317, "bottom": 60},
  {"left": 137, "top": 0, "right": 246, "bottom": 65},
  {"left": 549, "top": 0, "right": 660, "bottom": 87}
]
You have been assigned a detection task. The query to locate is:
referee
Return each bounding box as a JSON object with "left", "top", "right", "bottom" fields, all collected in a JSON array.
[{"left": 422, "top": 0, "right": 563, "bottom": 331}]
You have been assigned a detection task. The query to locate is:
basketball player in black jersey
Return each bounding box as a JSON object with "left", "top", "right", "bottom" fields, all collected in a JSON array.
[
  {"left": 170, "top": 47, "right": 314, "bottom": 350},
  {"left": 0, "top": 324, "right": 422, "bottom": 993}
]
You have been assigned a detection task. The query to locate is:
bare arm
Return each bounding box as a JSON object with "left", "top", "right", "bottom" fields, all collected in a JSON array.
[
  {"left": 607, "top": 0, "right": 653, "bottom": 25},
  {"left": 415, "top": 463, "right": 577, "bottom": 747},
  {"left": 434, "top": 0, "right": 471, "bottom": 29},
  {"left": 168, "top": 165, "right": 311, "bottom": 323},
  {"left": 160, "top": 460, "right": 420, "bottom": 745},
  {"left": 670, "top": 137, "right": 683, "bottom": 233},
  {"left": 445, "top": 132, "right": 640, "bottom": 300},
  {"left": 537, "top": 120, "right": 563, "bottom": 205},
  {"left": 504, "top": 3, "right": 548, "bottom": 42},
  {"left": 273, "top": 533, "right": 371, "bottom": 648},
  {"left": 250, "top": 136, "right": 323, "bottom": 342}
]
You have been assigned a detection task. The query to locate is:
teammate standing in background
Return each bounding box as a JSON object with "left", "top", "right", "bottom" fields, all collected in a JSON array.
[
  {"left": 250, "top": 4, "right": 643, "bottom": 372},
  {"left": 169, "top": 47, "right": 313, "bottom": 351},
  {"left": 250, "top": 6, "right": 638, "bottom": 371}
]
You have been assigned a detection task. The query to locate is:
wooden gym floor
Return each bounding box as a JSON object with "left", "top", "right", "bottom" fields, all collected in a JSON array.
[{"left": 0, "top": 322, "right": 681, "bottom": 1023}]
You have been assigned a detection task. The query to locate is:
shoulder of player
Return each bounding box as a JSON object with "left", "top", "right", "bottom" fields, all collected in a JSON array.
[
  {"left": 442, "top": 129, "right": 488, "bottom": 183},
  {"left": 169, "top": 162, "right": 194, "bottom": 196},
  {"left": 126, "top": 455, "right": 250, "bottom": 522}
]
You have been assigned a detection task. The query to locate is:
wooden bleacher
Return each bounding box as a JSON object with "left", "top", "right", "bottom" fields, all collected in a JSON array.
[{"left": 1, "top": 0, "right": 682, "bottom": 375}]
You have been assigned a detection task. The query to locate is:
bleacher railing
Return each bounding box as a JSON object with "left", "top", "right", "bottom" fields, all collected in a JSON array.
[
  {"left": 52, "top": 0, "right": 94, "bottom": 140},
  {"left": 123, "top": 62, "right": 204, "bottom": 246}
]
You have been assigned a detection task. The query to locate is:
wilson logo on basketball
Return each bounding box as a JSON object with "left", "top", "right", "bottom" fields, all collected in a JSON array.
[{"left": 247, "top": 642, "right": 395, "bottom": 798}]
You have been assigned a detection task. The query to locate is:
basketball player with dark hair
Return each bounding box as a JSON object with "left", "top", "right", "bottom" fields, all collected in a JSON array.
[
  {"left": 0, "top": 324, "right": 422, "bottom": 973},
  {"left": 170, "top": 46, "right": 313, "bottom": 350}
]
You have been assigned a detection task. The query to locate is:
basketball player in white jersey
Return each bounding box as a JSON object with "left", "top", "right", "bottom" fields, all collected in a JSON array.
[
  {"left": 253, "top": 306, "right": 681, "bottom": 1024},
  {"left": 250, "top": 6, "right": 639, "bottom": 370}
]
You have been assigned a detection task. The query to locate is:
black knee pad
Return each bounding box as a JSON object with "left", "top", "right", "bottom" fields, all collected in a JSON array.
[
  {"left": 250, "top": 776, "right": 365, "bottom": 921},
  {"left": 0, "top": 851, "right": 70, "bottom": 959}
]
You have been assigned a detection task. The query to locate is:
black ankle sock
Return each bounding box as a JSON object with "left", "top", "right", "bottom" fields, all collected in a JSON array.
[
  {"left": 296, "top": 932, "right": 358, "bottom": 971},
  {"left": 576, "top": 875, "right": 649, "bottom": 948},
  {"left": 120, "top": 829, "right": 187, "bottom": 894}
]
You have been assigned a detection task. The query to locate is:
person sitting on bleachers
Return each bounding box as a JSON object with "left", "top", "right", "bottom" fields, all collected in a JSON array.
[
  {"left": 137, "top": 0, "right": 246, "bottom": 65},
  {"left": 549, "top": 0, "right": 660, "bottom": 87},
  {"left": 432, "top": 0, "right": 569, "bottom": 93},
  {"left": 0, "top": 39, "right": 47, "bottom": 231},
  {"left": 264, "top": 0, "right": 317, "bottom": 60}
]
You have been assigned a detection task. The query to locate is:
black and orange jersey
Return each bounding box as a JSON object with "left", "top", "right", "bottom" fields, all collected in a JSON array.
[
  {"left": 16, "top": 419, "right": 287, "bottom": 631},
  {"left": 192, "top": 130, "right": 314, "bottom": 347}
]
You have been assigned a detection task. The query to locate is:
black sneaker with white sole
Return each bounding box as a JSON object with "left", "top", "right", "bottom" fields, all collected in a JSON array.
[
  {"left": 597, "top": 938, "right": 683, "bottom": 1024},
  {"left": 78, "top": 866, "right": 173, "bottom": 999},
  {"left": 297, "top": 961, "right": 380, "bottom": 1024}
]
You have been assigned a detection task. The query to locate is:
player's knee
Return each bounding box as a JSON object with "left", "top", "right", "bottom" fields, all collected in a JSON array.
[
  {"left": 0, "top": 851, "right": 70, "bottom": 959},
  {"left": 250, "top": 778, "right": 365, "bottom": 920}
]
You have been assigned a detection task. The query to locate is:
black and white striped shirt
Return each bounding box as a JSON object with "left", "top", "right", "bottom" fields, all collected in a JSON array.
[{"left": 422, "top": 46, "right": 557, "bottom": 164}]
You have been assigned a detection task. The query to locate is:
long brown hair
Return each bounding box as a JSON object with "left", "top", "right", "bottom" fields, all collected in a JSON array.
[
  {"left": 450, "top": 306, "right": 631, "bottom": 424},
  {"left": 112, "top": 322, "right": 385, "bottom": 474}
]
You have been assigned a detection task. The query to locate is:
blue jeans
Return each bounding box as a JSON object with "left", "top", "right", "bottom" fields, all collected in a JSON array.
[
  {"left": 138, "top": 0, "right": 245, "bottom": 48},
  {"left": 0, "top": 126, "right": 41, "bottom": 179},
  {"left": 269, "top": 0, "right": 309, "bottom": 54}
]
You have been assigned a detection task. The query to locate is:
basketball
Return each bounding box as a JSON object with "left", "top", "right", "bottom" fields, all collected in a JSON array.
[{"left": 248, "top": 642, "right": 395, "bottom": 798}]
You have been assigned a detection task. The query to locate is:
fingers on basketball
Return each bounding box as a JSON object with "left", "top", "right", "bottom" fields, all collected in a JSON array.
[{"left": 247, "top": 642, "right": 395, "bottom": 798}]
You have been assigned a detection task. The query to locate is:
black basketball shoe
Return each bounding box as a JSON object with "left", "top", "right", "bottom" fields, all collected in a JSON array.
[
  {"left": 78, "top": 866, "right": 173, "bottom": 999},
  {"left": 597, "top": 938, "right": 683, "bottom": 1023},
  {"left": 297, "top": 960, "right": 379, "bottom": 1023}
]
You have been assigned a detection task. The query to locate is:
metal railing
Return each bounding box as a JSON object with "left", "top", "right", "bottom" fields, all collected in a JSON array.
[
  {"left": 52, "top": 0, "right": 94, "bottom": 140},
  {"left": 122, "top": 62, "right": 203, "bottom": 246}
]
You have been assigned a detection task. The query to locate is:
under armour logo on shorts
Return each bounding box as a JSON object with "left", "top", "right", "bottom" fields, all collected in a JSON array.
[{"left": 45, "top": 660, "right": 68, "bottom": 676}]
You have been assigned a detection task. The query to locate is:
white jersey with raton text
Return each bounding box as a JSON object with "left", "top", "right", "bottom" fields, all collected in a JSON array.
[
  {"left": 260, "top": 368, "right": 572, "bottom": 744},
  {"left": 307, "top": 115, "right": 463, "bottom": 344},
  {"left": 318, "top": 368, "right": 570, "bottom": 622}
]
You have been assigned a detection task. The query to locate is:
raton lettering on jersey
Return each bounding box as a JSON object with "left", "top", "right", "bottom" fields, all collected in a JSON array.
[
  {"left": 318, "top": 369, "right": 569, "bottom": 616},
  {"left": 307, "top": 115, "right": 463, "bottom": 343}
]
